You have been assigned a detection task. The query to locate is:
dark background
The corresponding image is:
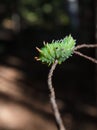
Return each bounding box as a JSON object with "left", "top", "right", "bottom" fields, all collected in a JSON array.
[{"left": 0, "top": 0, "right": 97, "bottom": 130}]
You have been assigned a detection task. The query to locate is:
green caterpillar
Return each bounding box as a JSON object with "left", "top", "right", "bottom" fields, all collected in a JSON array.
[{"left": 35, "top": 35, "right": 76, "bottom": 65}]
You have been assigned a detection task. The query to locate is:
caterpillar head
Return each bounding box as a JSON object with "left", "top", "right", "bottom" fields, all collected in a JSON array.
[{"left": 35, "top": 35, "right": 76, "bottom": 65}]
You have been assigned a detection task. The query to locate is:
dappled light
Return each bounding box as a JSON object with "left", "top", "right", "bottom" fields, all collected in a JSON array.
[
  {"left": 0, "top": 56, "right": 57, "bottom": 130},
  {"left": 0, "top": 54, "right": 97, "bottom": 130}
]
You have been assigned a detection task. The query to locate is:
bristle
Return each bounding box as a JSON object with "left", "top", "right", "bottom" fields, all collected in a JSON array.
[
  {"left": 43, "top": 41, "right": 46, "bottom": 45},
  {"left": 36, "top": 47, "right": 42, "bottom": 52},
  {"left": 35, "top": 57, "right": 40, "bottom": 61}
]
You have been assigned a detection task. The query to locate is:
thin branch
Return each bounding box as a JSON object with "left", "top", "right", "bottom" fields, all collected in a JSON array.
[
  {"left": 48, "top": 60, "right": 66, "bottom": 130},
  {"left": 74, "top": 44, "right": 97, "bottom": 50},
  {"left": 74, "top": 51, "right": 97, "bottom": 64}
]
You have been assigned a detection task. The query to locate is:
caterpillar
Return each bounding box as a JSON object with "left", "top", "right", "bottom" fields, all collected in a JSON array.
[{"left": 35, "top": 35, "right": 76, "bottom": 65}]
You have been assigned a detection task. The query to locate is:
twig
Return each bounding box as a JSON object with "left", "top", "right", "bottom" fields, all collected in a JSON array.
[
  {"left": 74, "top": 44, "right": 97, "bottom": 50},
  {"left": 48, "top": 60, "right": 66, "bottom": 130},
  {"left": 74, "top": 50, "right": 97, "bottom": 64}
]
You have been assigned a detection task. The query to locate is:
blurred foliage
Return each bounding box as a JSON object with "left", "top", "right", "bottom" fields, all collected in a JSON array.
[
  {"left": 0, "top": 0, "right": 93, "bottom": 31},
  {"left": 18, "top": 0, "right": 70, "bottom": 29},
  {"left": 0, "top": 0, "right": 94, "bottom": 44},
  {"left": 0, "top": 0, "right": 70, "bottom": 30}
]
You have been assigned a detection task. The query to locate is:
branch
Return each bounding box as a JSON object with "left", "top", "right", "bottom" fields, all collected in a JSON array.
[
  {"left": 48, "top": 60, "right": 66, "bottom": 130},
  {"left": 74, "top": 51, "right": 97, "bottom": 64},
  {"left": 74, "top": 44, "right": 97, "bottom": 50}
]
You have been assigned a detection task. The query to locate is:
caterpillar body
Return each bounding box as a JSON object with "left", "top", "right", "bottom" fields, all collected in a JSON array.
[{"left": 35, "top": 35, "right": 76, "bottom": 65}]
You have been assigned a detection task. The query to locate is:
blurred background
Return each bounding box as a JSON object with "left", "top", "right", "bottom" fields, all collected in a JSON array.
[{"left": 0, "top": 0, "right": 97, "bottom": 130}]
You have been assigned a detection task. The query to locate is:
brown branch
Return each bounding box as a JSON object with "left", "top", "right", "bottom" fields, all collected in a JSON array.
[
  {"left": 74, "top": 51, "right": 97, "bottom": 64},
  {"left": 48, "top": 60, "right": 66, "bottom": 130},
  {"left": 74, "top": 44, "right": 97, "bottom": 50}
]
